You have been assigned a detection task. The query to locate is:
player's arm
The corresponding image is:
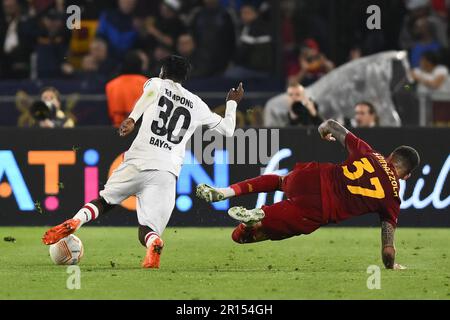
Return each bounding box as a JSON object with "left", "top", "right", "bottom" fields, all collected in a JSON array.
[
  {"left": 318, "top": 119, "right": 349, "bottom": 147},
  {"left": 206, "top": 82, "right": 244, "bottom": 137},
  {"left": 119, "top": 81, "right": 158, "bottom": 137},
  {"left": 381, "top": 221, "right": 406, "bottom": 270},
  {"left": 381, "top": 221, "right": 396, "bottom": 269}
]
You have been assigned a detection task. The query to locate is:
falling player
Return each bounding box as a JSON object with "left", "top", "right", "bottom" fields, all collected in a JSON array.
[
  {"left": 196, "top": 119, "right": 420, "bottom": 269},
  {"left": 42, "top": 55, "right": 244, "bottom": 268}
]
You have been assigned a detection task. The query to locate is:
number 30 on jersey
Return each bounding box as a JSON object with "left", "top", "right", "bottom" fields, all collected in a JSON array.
[{"left": 151, "top": 96, "right": 191, "bottom": 144}]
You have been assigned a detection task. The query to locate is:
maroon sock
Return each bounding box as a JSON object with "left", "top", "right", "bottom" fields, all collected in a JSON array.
[{"left": 230, "top": 174, "right": 281, "bottom": 196}]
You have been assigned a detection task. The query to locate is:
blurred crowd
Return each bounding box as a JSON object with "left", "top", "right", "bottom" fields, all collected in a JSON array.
[
  {"left": 1, "top": 0, "right": 449, "bottom": 128},
  {"left": 0, "top": 0, "right": 274, "bottom": 81},
  {"left": 1, "top": 0, "right": 449, "bottom": 83}
]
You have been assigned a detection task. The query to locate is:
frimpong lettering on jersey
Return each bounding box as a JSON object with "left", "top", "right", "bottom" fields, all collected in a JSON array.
[
  {"left": 372, "top": 152, "right": 399, "bottom": 197},
  {"left": 165, "top": 88, "right": 193, "bottom": 109}
]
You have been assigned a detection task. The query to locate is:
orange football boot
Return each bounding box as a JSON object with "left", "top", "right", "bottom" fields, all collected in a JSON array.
[
  {"left": 42, "top": 219, "right": 81, "bottom": 245},
  {"left": 141, "top": 237, "right": 164, "bottom": 269}
]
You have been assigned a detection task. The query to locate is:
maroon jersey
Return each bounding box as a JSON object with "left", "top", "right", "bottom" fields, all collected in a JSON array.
[{"left": 320, "top": 132, "right": 401, "bottom": 227}]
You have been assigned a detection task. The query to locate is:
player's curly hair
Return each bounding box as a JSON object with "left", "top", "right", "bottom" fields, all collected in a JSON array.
[
  {"left": 392, "top": 146, "right": 420, "bottom": 174},
  {"left": 160, "top": 55, "right": 192, "bottom": 83}
]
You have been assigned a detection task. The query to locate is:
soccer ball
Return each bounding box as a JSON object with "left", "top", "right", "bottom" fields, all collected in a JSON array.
[{"left": 49, "top": 235, "right": 84, "bottom": 265}]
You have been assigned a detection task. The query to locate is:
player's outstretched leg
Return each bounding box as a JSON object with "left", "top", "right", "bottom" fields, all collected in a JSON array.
[
  {"left": 196, "top": 174, "right": 282, "bottom": 203},
  {"left": 42, "top": 197, "right": 115, "bottom": 245},
  {"left": 196, "top": 183, "right": 228, "bottom": 202},
  {"left": 139, "top": 225, "right": 164, "bottom": 269}
]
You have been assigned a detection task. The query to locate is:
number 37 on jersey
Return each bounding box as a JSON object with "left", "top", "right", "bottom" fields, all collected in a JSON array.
[{"left": 341, "top": 157, "right": 385, "bottom": 199}]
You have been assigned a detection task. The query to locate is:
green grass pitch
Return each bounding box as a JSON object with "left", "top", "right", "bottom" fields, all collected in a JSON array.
[{"left": 0, "top": 226, "right": 449, "bottom": 299}]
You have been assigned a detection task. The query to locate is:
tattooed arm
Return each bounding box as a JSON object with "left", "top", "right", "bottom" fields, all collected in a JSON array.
[
  {"left": 381, "top": 221, "right": 406, "bottom": 270},
  {"left": 381, "top": 221, "right": 396, "bottom": 268},
  {"left": 318, "top": 119, "right": 349, "bottom": 147}
]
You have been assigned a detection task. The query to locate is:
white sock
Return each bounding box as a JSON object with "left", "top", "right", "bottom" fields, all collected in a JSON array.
[
  {"left": 144, "top": 231, "right": 160, "bottom": 248},
  {"left": 73, "top": 202, "right": 99, "bottom": 227},
  {"left": 216, "top": 187, "right": 235, "bottom": 199}
]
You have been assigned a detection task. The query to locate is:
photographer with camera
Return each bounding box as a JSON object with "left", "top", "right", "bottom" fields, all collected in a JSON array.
[
  {"left": 30, "top": 87, "right": 74, "bottom": 128},
  {"left": 287, "top": 83, "right": 323, "bottom": 127},
  {"left": 263, "top": 82, "right": 323, "bottom": 127}
]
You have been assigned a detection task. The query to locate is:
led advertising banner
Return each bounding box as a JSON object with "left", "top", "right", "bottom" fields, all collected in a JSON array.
[{"left": 0, "top": 128, "right": 448, "bottom": 227}]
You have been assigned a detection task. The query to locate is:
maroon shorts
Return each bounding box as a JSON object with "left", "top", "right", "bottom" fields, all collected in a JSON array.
[{"left": 260, "top": 162, "right": 325, "bottom": 240}]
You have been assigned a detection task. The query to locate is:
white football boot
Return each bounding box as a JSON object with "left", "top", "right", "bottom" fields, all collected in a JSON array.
[
  {"left": 228, "top": 206, "right": 265, "bottom": 226},
  {"left": 196, "top": 184, "right": 225, "bottom": 202}
]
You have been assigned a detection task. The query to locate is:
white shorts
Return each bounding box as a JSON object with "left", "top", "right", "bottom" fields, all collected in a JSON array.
[{"left": 99, "top": 162, "right": 176, "bottom": 235}]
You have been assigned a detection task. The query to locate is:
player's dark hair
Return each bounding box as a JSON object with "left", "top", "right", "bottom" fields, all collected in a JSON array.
[
  {"left": 160, "top": 55, "right": 191, "bottom": 83},
  {"left": 392, "top": 146, "right": 420, "bottom": 174}
]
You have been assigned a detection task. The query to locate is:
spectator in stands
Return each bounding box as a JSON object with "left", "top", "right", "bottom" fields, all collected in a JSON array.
[
  {"left": 96, "top": 0, "right": 138, "bottom": 59},
  {"left": 399, "top": 0, "right": 448, "bottom": 54},
  {"left": 105, "top": 50, "right": 148, "bottom": 127},
  {"left": 348, "top": 46, "right": 362, "bottom": 61},
  {"left": 66, "top": 0, "right": 115, "bottom": 20},
  {"left": 288, "top": 39, "right": 334, "bottom": 86},
  {"left": 224, "top": 3, "right": 272, "bottom": 79},
  {"left": 0, "top": 0, "right": 36, "bottom": 79},
  {"left": 191, "top": 0, "right": 235, "bottom": 76},
  {"left": 263, "top": 91, "right": 289, "bottom": 127},
  {"left": 140, "top": 0, "right": 185, "bottom": 51},
  {"left": 411, "top": 50, "right": 450, "bottom": 94},
  {"left": 409, "top": 17, "right": 442, "bottom": 68},
  {"left": 76, "top": 53, "right": 104, "bottom": 84},
  {"left": 176, "top": 33, "right": 205, "bottom": 78},
  {"left": 87, "top": 37, "right": 116, "bottom": 78},
  {"left": 149, "top": 43, "right": 172, "bottom": 75},
  {"left": 36, "top": 8, "right": 72, "bottom": 78},
  {"left": 352, "top": 101, "right": 378, "bottom": 128},
  {"left": 264, "top": 83, "right": 321, "bottom": 127},
  {"left": 286, "top": 82, "right": 322, "bottom": 126},
  {"left": 33, "top": 86, "right": 74, "bottom": 128},
  {"left": 80, "top": 54, "right": 97, "bottom": 72},
  {"left": 136, "top": 49, "right": 150, "bottom": 75}
]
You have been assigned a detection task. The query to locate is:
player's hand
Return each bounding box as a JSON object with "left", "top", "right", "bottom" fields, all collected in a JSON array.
[
  {"left": 119, "top": 118, "right": 135, "bottom": 137},
  {"left": 318, "top": 124, "right": 336, "bottom": 142},
  {"left": 393, "top": 263, "right": 407, "bottom": 270},
  {"left": 226, "top": 82, "right": 244, "bottom": 104},
  {"left": 322, "top": 133, "right": 336, "bottom": 142}
]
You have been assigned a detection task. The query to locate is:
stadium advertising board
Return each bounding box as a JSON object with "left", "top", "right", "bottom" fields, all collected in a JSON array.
[{"left": 0, "top": 128, "right": 448, "bottom": 227}]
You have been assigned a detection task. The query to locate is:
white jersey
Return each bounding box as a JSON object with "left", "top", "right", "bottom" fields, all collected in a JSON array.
[{"left": 123, "top": 77, "right": 236, "bottom": 176}]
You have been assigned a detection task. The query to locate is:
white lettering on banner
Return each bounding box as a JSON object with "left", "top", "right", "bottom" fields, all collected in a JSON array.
[
  {"left": 400, "top": 155, "right": 450, "bottom": 210},
  {"left": 256, "top": 148, "right": 291, "bottom": 208}
]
